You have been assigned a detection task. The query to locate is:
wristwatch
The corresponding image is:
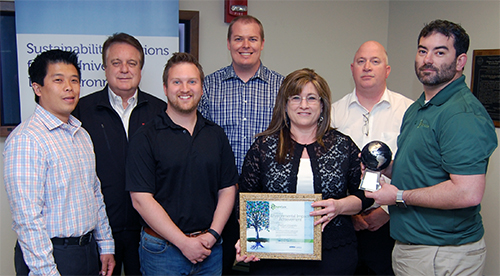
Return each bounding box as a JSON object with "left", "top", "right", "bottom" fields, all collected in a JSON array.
[{"left": 396, "top": 190, "right": 407, "bottom": 208}]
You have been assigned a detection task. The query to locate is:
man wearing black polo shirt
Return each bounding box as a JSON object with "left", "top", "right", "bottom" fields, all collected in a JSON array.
[{"left": 126, "top": 52, "right": 238, "bottom": 276}]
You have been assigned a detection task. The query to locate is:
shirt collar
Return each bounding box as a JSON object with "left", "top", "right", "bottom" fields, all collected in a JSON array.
[
  {"left": 35, "top": 104, "right": 81, "bottom": 133},
  {"left": 160, "top": 110, "right": 215, "bottom": 131},
  {"left": 108, "top": 87, "right": 138, "bottom": 108},
  {"left": 222, "top": 62, "right": 268, "bottom": 83},
  {"left": 348, "top": 87, "right": 391, "bottom": 110},
  {"left": 417, "top": 75, "right": 466, "bottom": 108},
  {"left": 429, "top": 75, "right": 466, "bottom": 106}
]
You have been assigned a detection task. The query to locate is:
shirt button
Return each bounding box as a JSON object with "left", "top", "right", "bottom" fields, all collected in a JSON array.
[
  {"left": 183, "top": 130, "right": 187, "bottom": 134},
  {"left": 242, "top": 118, "right": 247, "bottom": 121}
]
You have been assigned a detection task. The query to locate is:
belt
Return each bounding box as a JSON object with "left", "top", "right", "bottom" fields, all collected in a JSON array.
[
  {"left": 186, "top": 230, "right": 209, "bottom": 237},
  {"left": 143, "top": 227, "right": 208, "bottom": 240},
  {"left": 396, "top": 240, "right": 418, "bottom": 246},
  {"left": 51, "top": 231, "right": 93, "bottom": 246}
]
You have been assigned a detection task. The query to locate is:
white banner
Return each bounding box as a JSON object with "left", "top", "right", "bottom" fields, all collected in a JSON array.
[{"left": 16, "top": 0, "right": 179, "bottom": 120}]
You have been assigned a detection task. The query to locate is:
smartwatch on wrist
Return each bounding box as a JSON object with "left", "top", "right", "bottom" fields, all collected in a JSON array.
[{"left": 396, "top": 190, "right": 407, "bottom": 208}]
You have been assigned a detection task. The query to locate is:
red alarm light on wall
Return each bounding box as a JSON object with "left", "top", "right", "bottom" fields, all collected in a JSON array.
[{"left": 225, "top": 0, "right": 247, "bottom": 23}]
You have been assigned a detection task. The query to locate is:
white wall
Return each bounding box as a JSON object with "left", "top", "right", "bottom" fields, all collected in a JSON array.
[
  {"left": 1, "top": 0, "right": 499, "bottom": 275},
  {"left": 387, "top": 1, "right": 500, "bottom": 100},
  {"left": 180, "top": 0, "right": 390, "bottom": 102},
  {"left": 0, "top": 136, "right": 17, "bottom": 275}
]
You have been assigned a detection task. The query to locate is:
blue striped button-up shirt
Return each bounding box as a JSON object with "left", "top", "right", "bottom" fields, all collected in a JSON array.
[
  {"left": 199, "top": 63, "right": 284, "bottom": 173},
  {"left": 4, "top": 105, "right": 114, "bottom": 276}
]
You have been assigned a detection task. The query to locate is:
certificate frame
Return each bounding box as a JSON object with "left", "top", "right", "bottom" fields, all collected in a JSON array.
[{"left": 239, "top": 193, "right": 322, "bottom": 260}]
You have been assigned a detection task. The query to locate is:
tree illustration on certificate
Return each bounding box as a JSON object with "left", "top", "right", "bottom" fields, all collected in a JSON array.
[{"left": 246, "top": 200, "right": 270, "bottom": 250}]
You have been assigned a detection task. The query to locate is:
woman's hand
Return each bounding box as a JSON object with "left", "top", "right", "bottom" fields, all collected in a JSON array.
[
  {"left": 235, "top": 239, "right": 260, "bottom": 263},
  {"left": 310, "top": 198, "right": 339, "bottom": 231},
  {"left": 310, "top": 196, "right": 363, "bottom": 231}
]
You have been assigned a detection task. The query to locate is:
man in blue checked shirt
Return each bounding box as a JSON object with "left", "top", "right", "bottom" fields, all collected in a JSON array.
[
  {"left": 198, "top": 15, "right": 284, "bottom": 274},
  {"left": 4, "top": 49, "right": 115, "bottom": 276}
]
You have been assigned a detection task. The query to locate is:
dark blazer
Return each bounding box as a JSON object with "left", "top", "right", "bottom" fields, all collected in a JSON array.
[{"left": 73, "top": 86, "right": 167, "bottom": 232}]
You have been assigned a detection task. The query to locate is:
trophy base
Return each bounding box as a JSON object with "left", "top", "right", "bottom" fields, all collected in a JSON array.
[{"left": 359, "top": 170, "right": 381, "bottom": 192}]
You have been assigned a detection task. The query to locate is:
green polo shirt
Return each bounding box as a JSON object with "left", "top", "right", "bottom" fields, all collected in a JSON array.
[{"left": 389, "top": 75, "right": 497, "bottom": 245}]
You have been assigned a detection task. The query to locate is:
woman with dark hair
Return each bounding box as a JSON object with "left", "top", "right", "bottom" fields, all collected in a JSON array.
[{"left": 236, "top": 68, "right": 372, "bottom": 275}]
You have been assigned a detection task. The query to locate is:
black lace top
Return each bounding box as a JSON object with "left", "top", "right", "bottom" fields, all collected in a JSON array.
[{"left": 239, "top": 129, "right": 373, "bottom": 249}]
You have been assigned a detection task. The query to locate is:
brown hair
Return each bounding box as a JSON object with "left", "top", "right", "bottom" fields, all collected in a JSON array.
[
  {"left": 162, "top": 52, "right": 204, "bottom": 86},
  {"left": 227, "top": 15, "right": 264, "bottom": 41},
  {"left": 102, "top": 33, "right": 145, "bottom": 69},
  {"left": 259, "top": 68, "right": 332, "bottom": 163}
]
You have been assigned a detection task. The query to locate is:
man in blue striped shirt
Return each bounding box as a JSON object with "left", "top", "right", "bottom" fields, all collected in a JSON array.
[
  {"left": 4, "top": 50, "right": 115, "bottom": 276},
  {"left": 198, "top": 15, "right": 284, "bottom": 275}
]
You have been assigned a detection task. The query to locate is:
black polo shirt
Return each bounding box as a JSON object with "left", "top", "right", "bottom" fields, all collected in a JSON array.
[{"left": 126, "top": 111, "right": 238, "bottom": 233}]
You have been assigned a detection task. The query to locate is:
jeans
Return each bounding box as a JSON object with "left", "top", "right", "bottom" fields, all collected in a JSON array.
[{"left": 139, "top": 229, "right": 222, "bottom": 276}]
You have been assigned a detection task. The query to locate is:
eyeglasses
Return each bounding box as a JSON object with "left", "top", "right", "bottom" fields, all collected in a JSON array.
[
  {"left": 362, "top": 113, "right": 369, "bottom": 136},
  {"left": 288, "top": 95, "right": 321, "bottom": 105}
]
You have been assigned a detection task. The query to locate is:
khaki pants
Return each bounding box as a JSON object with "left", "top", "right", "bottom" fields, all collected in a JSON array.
[{"left": 392, "top": 238, "right": 486, "bottom": 276}]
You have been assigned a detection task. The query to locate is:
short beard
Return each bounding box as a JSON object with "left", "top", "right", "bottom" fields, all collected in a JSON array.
[
  {"left": 169, "top": 101, "right": 197, "bottom": 114},
  {"left": 415, "top": 59, "right": 457, "bottom": 86}
]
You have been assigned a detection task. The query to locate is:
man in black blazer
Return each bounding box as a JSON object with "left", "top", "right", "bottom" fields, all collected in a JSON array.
[{"left": 73, "top": 33, "right": 166, "bottom": 276}]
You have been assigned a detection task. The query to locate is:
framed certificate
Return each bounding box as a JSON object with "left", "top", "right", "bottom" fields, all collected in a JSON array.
[
  {"left": 471, "top": 49, "right": 500, "bottom": 128},
  {"left": 239, "top": 193, "right": 322, "bottom": 260}
]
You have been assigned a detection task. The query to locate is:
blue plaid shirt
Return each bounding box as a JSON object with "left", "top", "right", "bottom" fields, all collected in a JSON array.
[
  {"left": 4, "top": 105, "right": 114, "bottom": 276},
  {"left": 199, "top": 63, "right": 284, "bottom": 173}
]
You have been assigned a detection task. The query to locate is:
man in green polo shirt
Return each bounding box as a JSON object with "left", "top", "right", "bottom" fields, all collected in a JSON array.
[{"left": 366, "top": 19, "right": 497, "bottom": 276}]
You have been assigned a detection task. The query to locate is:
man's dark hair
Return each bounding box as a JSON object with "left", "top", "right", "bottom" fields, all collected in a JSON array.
[
  {"left": 162, "top": 52, "right": 204, "bottom": 86},
  {"left": 227, "top": 15, "right": 264, "bottom": 41},
  {"left": 418, "top": 19, "right": 470, "bottom": 57},
  {"left": 29, "top": 49, "right": 80, "bottom": 103},
  {"left": 102, "top": 32, "right": 145, "bottom": 69}
]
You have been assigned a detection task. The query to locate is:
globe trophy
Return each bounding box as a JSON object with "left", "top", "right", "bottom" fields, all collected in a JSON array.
[{"left": 359, "top": 141, "right": 392, "bottom": 192}]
